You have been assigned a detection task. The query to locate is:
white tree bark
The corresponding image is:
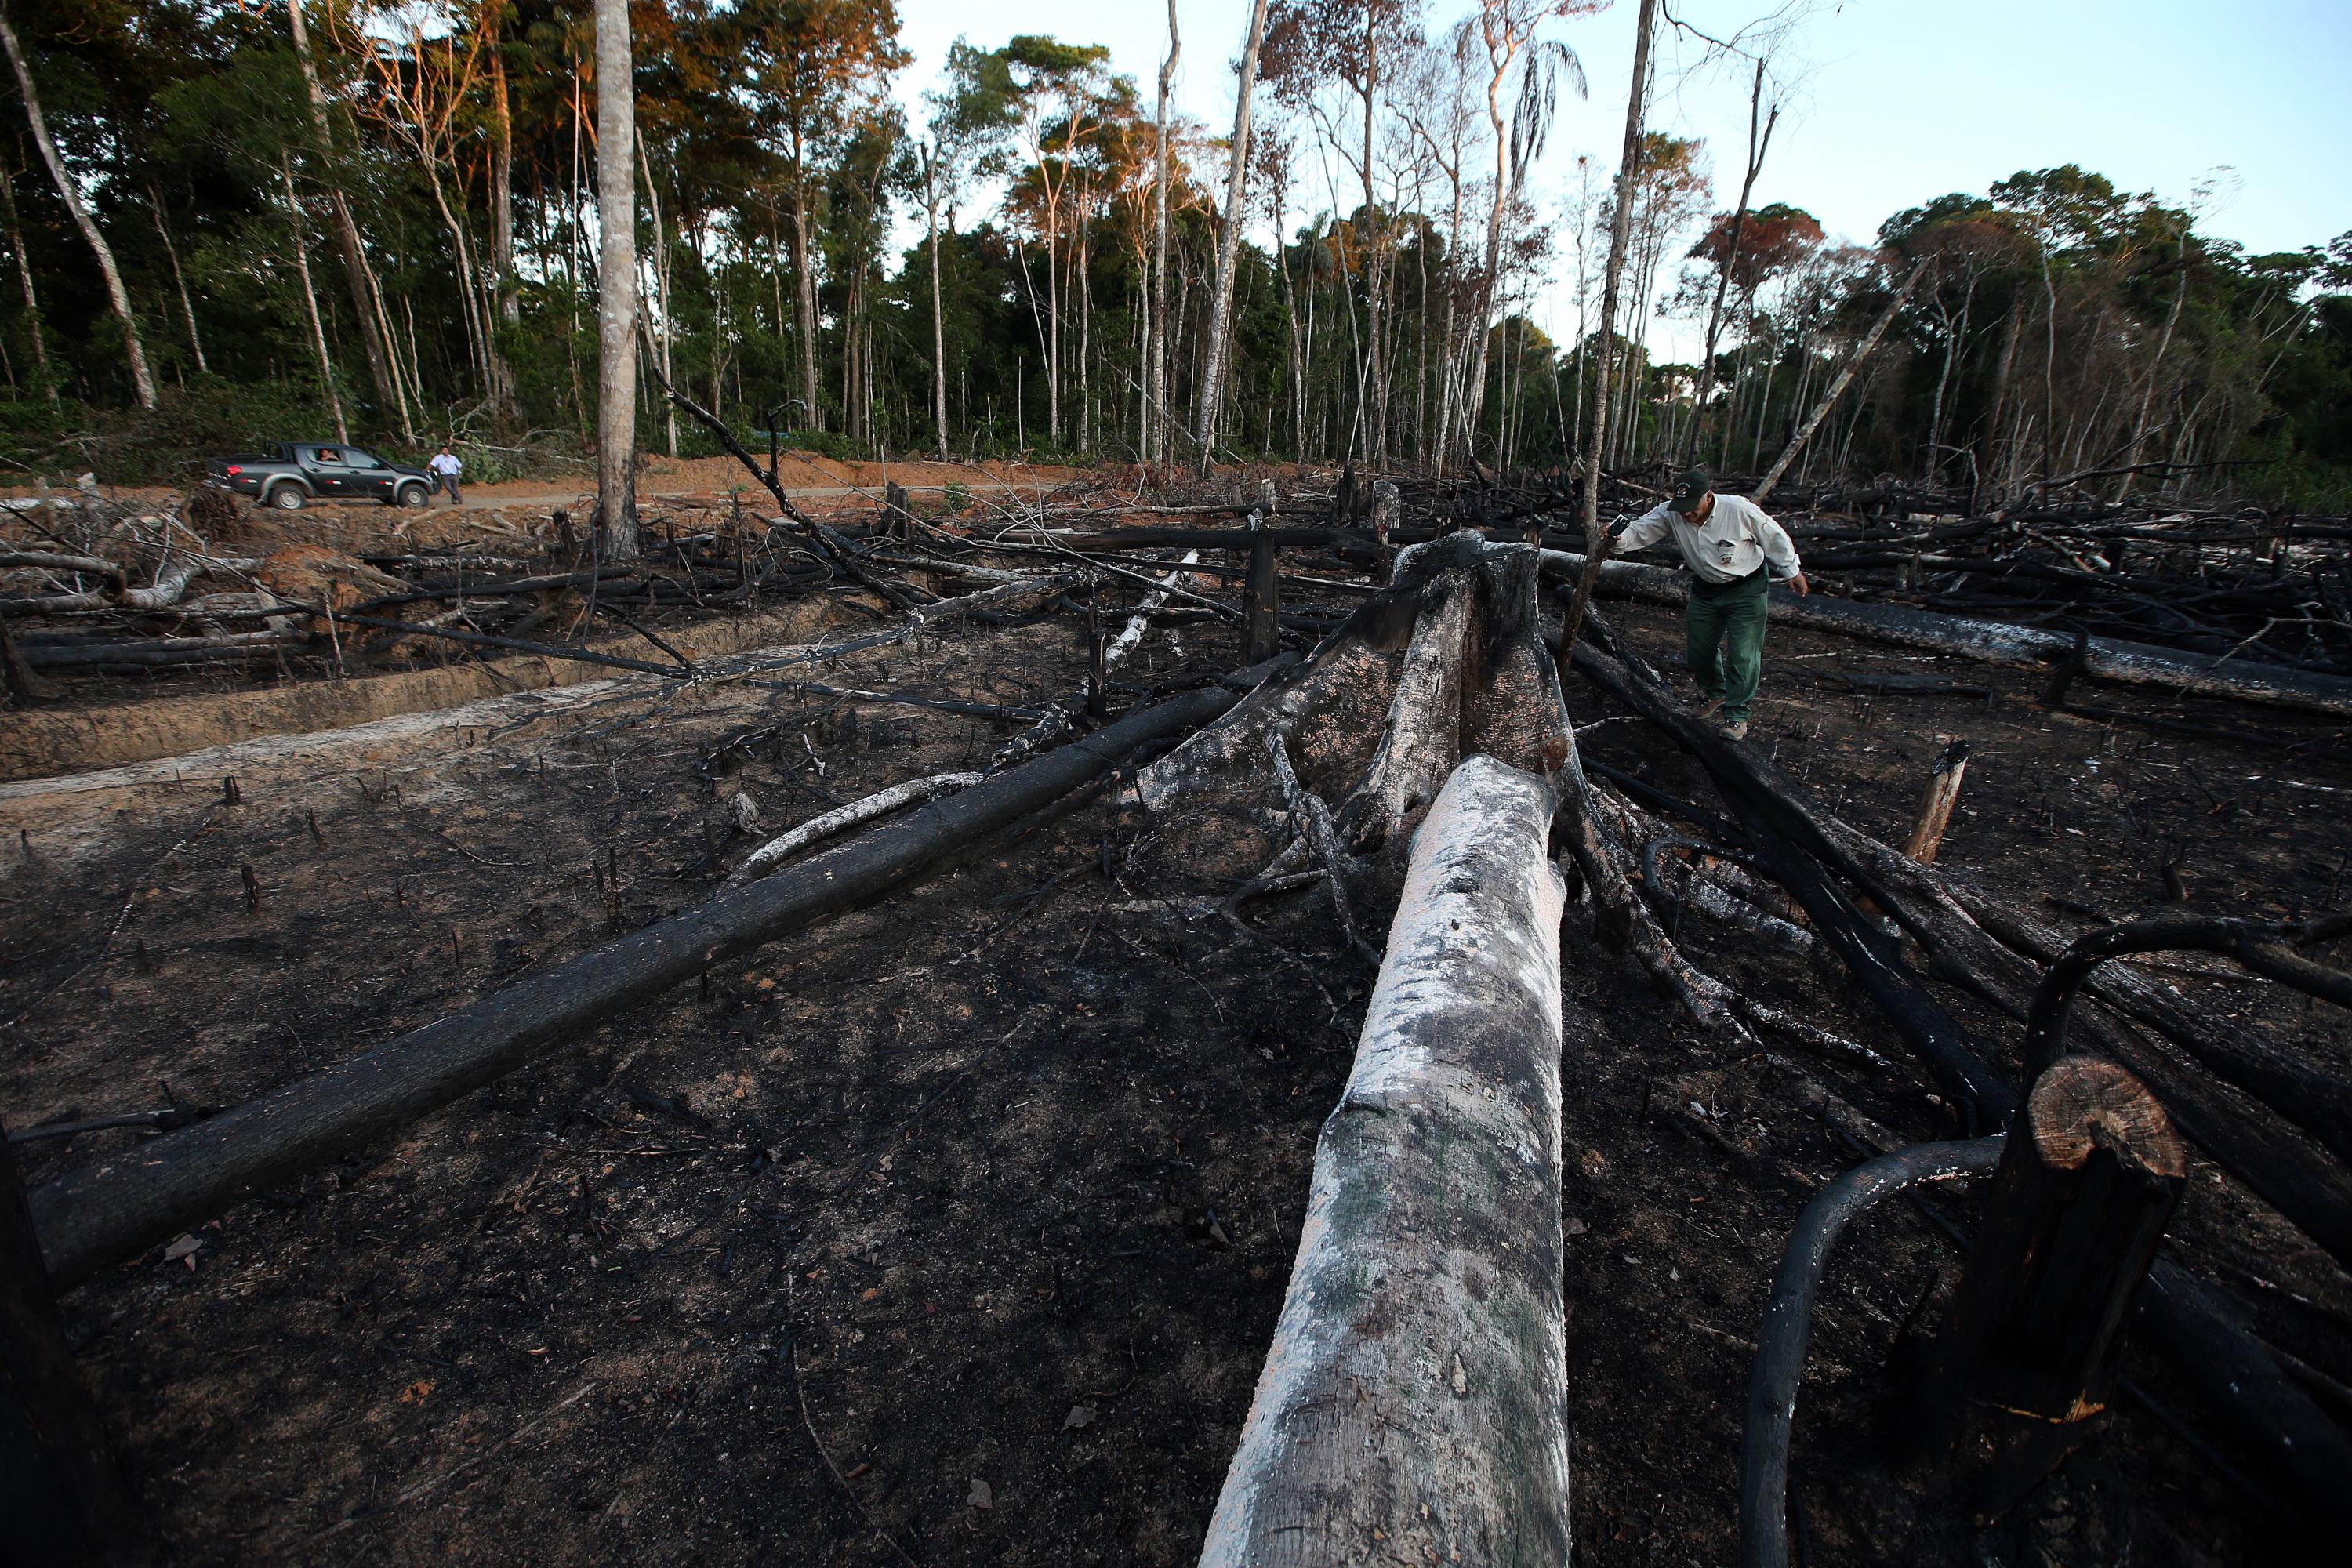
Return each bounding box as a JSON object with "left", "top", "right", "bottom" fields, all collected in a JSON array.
[
  {"left": 1560, "top": 0, "right": 1656, "bottom": 648},
  {"left": 279, "top": 154, "right": 349, "bottom": 444},
  {"left": 722, "top": 771, "right": 983, "bottom": 890},
  {"left": 1146, "top": 1, "right": 1179, "bottom": 464},
  {"left": 1191, "top": 0, "right": 1271, "bottom": 470},
  {"left": 1200, "top": 754, "right": 1571, "bottom": 1568},
  {"left": 0, "top": 14, "right": 154, "bottom": 409},
  {"left": 924, "top": 145, "right": 948, "bottom": 461},
  {"left": 593, "top": 0, "right": 640, "bottom": 560}
]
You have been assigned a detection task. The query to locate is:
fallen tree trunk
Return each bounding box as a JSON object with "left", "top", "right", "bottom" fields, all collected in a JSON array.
[
  {"left": 721, "top": 771, "right": 983, "bottom": 890},
  {"left": 1954, "top": 891, "right": 2352, "bottom": 1167},
  {"left": 1199, "top": 756, "right": 1572, "bottom": 1568},
  {"left": 1571, "top": 607, "right": 2352, "bottom": 1270},
  {"left": 1540, "top": 553, "right": 2352, "bottom": 718},
  {"left": 28, "top": 676, "right": 1265, "bottom": 1290},
  {"left": 1564, "top": 607, "right": 2352, "bottom": 1530},
  {"left": 18, "top": 629, "right": 309, "bottom": 670}
]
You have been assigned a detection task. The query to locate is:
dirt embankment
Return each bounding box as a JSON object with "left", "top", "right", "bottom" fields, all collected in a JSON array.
[{"left": 0, "top": 456, "right": 1089, "bottom": 514}]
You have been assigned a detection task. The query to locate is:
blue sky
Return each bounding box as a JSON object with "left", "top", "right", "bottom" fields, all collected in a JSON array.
[{"left": 891, "top": 0, "right": 2352, "bottom": 352}]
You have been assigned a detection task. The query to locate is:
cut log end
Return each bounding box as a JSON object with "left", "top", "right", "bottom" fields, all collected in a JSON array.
[{"left": 2029, "top": 1055, "right": 2187, "bottom": 1181}]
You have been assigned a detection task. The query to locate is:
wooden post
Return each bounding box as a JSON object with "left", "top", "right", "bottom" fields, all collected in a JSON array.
[
  {"left": 1915, "top": 1057, "right": 2185, "bottom": 1509},
  {"left": 1255, "top": 476, "right": 1276, "bottom": 516},
  {"left": 1086, "top": 597, "right": 1108, "bottom": 721},
  {"left": 883, "top": 480, "right": 909, "bottom": 541},
  {"left": 1, "top": 1122, "right": 140, "bottom": 1562},
  {"left": 1334, "top": 459, "right": 1358, "bottom": 524},
  {"left": 1371, "top": 480, "right": 1399, "bottom": 586},
  {"left": 1240, "top": 510, "right": 1279, "bottom": 664},
  {"left": 1200, "top": 757, "right": 1570, "bottom": 1567},
  {"left": 1900, "top": 738, "right": 1970, "bottom": 865}
]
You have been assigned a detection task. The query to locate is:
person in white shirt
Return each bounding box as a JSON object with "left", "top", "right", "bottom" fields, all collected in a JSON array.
[
  {"left": 427, "top": 444, "right": 463, "bottom": 504},
  {"left": 1606, "top": 467, "right": 1809, "bottom": 740}
]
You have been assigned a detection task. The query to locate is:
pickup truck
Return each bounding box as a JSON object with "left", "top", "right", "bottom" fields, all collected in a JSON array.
[{"left": 206, "top": 443, "right": 434, "bottom": 510}]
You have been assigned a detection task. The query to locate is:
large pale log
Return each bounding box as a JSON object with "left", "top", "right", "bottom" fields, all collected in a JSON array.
[
  {"left": 29, "top": 681, "right": 1258, "bottom": 1290},
  {"left": 1200, "top": 756, "right": 1571, "bottom": 1568},
  {"left": 1539, "top": 552, "right": 2352, "bottom": 718}
]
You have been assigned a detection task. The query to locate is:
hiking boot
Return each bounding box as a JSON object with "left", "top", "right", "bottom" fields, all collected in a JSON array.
[
  {"left": 1696, "top": 696, "right": 1725, "bottom": 720},
  {"left": 1722, "top": 719, "right": 1751, "bottom": 742}
]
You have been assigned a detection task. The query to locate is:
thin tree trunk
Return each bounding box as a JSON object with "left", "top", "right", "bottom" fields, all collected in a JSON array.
[
  {"left": 1685, "top": 60, "right": 1773, "bottom": 463},
  {"left": 280, "top": 153, "right": 349, "bottom": 443},
  {"left": 593, "top": 0, "right": 639, "bottom": 558},
  {"left": 0, "top": 165, "right": 56, "bottom": 405},
  {"left": 634, "top": 132, "right": 677, "bottom": 456},
  {"left": 489, "top": 36, "right": 518, "bottom": 328},
  {"left": 285, "top": 0, "right": 405, "bottom": 434},
  {"left": 146, "top": 186, "right": 207, "bottom": 376},
  {"left": 1192, "top": 0, "right": 1272, "bottom": 471},
  {"left": 1148, "top": 1, "right": 1179, "bottom": 464},
  {"left": 1359, "top": 2, "right": 1387, "bottom": 466},
  {"left": 0, "top": 14, "right": 153, "bottom": 408},
  {"left": 2116, "top": 242, "right": 2189, "bottom": 502},
  {"left": 925, "top": 148, "right": 947, "bottom": 461},
  {"left": 1560, "top": 0, "right": 1657, "bottom": 651},
  {"left": 1755, "top": 254, "right": 1932, "bottom": 501},
  {"left": 791, "top": 176, "right": 820, "bottom": 429}
]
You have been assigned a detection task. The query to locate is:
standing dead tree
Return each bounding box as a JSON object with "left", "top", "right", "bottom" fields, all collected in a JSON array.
[{"left": 593, "top": 0, "right": 640, "bottom": 560}]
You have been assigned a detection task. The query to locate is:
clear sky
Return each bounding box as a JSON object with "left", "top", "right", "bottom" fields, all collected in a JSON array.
[{"left": 890, "top": 0, "right": 2352, "bottom": 354}]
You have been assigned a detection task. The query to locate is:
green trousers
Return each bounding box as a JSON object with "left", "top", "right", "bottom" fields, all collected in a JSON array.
[{"left": 1685, "top": 574, "right": 1770, "bottom": 722}]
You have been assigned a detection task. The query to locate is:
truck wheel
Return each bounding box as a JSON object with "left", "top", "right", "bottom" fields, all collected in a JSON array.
[
  {"left": 267, "top": 483, "right": 307, "bottom": 511},
  {"left": 396, "top": 482, "right": 430, "bottom": 509}
]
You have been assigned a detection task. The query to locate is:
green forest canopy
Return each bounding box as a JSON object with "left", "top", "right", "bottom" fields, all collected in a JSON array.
[{"left": 2, "top": 0, "right": 2348, "bottom": 506}]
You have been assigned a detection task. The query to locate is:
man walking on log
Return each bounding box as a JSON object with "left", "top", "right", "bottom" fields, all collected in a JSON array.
[{"left": 1607, "top": 467, "right": 1808, "bottom": 740}]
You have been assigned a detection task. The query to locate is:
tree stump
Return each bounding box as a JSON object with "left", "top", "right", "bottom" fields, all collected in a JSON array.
[
  {"left": 1240, "top": 511, "right": 1280, "bottom": 666},
  {"left": 882, "top": 480, "right": 910, "bottom": 541},
  {"left": 1900, "top": 738, "right": 1970, "bottom": 865},
  {"left": 1915, "top": 1056, "right": 2186, "bottom": 1512},
  {"left": 1372, "top": 481, "right": 1400, "bottom": 585}
]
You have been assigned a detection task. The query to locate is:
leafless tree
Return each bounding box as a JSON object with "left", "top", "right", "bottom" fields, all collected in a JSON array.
[
  {"left": 593, "top": 0, "right": 639, "bottom": 559},
  {"left": 1194, "top": 0, "right": 1275, "bottom": 470}
]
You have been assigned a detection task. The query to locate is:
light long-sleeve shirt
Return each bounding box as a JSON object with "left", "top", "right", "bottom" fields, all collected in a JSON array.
[
  {"left": 429, "top": 452, "right": 463, "bottom": 477},
  {"left": 1614, "top": 494, "right": 1802, "bottom": 586}
]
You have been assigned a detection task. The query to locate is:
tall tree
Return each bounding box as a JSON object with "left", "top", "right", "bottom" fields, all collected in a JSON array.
[
  {"left": 1000, "top": 35, "right": 1112, "bottom": 447},
  {"left": 593, "top": 0, "right": 638, "bottom": 559},
  {"left": 1683, "top": 55, "right": 1776, "bottom": 461},
  {"left": 1465, "top": 0, "right": 1591, "bottom": 460},
  {"left": 1194, "top": 0, "right": 1273, "bottom": 469},
  {"left": 921, "top": 42, "right": 1018, "bottom": 460},
  {"left": 1561, "top": 0, "right": 1654, "bottom": 651},
  {"left": 0, "top": 7, "right": 154, "bottom": 409},
  {"left": 285, "top": 0, "right": 407, "bottom": 437},
  {"left": 1147, "top": 1, "right": 1180, "bottom": 464},
  {"left": 741, "top": 0, "right": 910, "bottom": 433}
]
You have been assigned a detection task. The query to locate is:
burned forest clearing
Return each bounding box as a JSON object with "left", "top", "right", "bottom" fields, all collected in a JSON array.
[
  {"left": 8, "top": 0, "right": 2351, "bottom": 1557},
  {"left": 2, "top": 463, "right": 2348, "bottom": 1566}
]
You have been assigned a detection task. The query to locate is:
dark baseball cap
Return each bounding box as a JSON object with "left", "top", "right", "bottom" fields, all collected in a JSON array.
[{"left": 1668, "top": 468, "right": 1711, "bottom": 514}]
